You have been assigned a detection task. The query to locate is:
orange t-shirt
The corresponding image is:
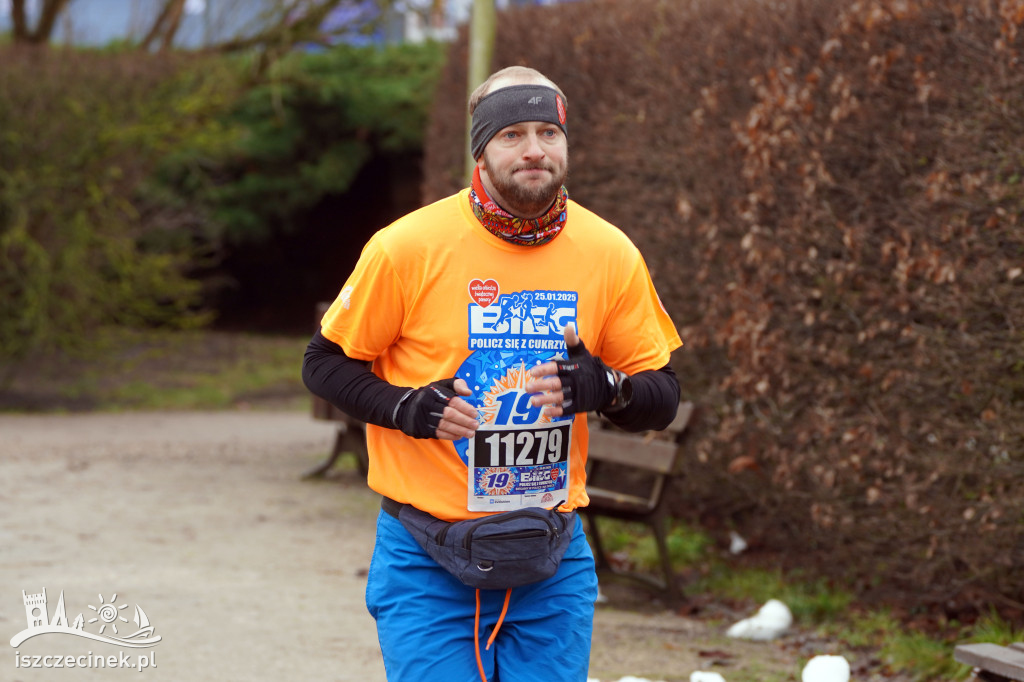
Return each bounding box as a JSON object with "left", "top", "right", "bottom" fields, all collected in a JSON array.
[{"left": 321, "top": 188, "right": 681, "bottom": 521}]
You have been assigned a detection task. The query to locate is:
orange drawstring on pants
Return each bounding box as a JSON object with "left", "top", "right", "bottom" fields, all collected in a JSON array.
[{"left": 474, "top": 588, "right": 513, "bottom": 682}]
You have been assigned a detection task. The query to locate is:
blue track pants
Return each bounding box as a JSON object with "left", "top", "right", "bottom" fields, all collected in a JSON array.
[{"left": 365, "top": 508, "right": 598, "bottom": 682}]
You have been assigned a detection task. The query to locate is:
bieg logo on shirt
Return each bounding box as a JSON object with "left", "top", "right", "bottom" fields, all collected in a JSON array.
[{"left": 467, "top": 288, "right": 577, "bottom": 351}]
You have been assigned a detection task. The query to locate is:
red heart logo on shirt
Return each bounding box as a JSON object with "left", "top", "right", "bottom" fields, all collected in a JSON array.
[{"left": 468, "top": 279, "right": 499, "bottom": 308}]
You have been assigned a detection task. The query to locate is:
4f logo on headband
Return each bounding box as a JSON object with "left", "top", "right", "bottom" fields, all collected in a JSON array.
[{"left": 555, "top": 94, "right": 566, "bottom": 125}]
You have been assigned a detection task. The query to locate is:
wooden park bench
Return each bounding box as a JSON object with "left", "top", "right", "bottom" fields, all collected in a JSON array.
[
  {"left": 955, "top": 642, "right": 1024, "bottom": 681},
  {"left": 583, "top": 401, "right": 694, "bottom": 601}
]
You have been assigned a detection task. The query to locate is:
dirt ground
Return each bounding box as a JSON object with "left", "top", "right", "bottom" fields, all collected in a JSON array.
[{"left": 0, "top": 410, "right": 896, "bottom": 682}]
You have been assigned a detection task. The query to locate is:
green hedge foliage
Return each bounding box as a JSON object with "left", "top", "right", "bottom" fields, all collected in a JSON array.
[
  {"left": 0, "top": 48, "right": 214, "bottom": 369},
  {"left": 150, "top": 41, "right": 445, "bottom": 245},
  {"left": 0, "top": 41, "right": 444, "bottom": 371}
]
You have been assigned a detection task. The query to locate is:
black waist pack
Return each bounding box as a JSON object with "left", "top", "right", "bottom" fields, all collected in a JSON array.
[{"left": 383, "top": 497, "right": 575, "bottom": 590}]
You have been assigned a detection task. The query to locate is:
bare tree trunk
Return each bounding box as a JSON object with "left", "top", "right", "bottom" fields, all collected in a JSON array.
[
  {"left": 159, "top": 0, "right": 187, "bottom": 52},
  {"left": 30, "top": 0, "right": 72, "bottom": 43},
  {"left": 11, "top": 0, "right": 71, "bottom": 44},
  {"left": 139, "top": 0, "right": 186, "bottom": 52},
  {"left": 465, "top": 0, "right": 496, "bottom": 182},
  {"left": 11, "top": 0, "right": 30, "bottom": 42}
]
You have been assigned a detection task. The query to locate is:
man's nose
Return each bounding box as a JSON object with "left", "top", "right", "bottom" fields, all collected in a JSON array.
[{"left": 521, "top": 132, "right": 545, "bottom": 158}]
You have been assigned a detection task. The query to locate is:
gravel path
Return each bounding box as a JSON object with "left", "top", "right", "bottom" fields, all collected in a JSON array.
[{"left": 3, "top": 412, "right": 383, "bottom": 681}]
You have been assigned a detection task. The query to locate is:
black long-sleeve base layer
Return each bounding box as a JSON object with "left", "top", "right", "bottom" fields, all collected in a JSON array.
[{"left": 302, "top": 329, "right": 681, "bottom": 434}]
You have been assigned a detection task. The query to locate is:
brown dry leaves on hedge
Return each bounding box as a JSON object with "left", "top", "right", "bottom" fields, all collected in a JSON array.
[{"left": 424, "top": 0, "right": 1024, "bottom": 619}]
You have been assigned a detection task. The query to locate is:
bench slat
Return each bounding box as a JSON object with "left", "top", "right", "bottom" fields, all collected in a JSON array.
[
  {"left": 586, "top": 486, "right": 655, "bottom": 514},
  {"left": 954, "top": 643, "right": 1024, "bottom": 681},
  {"left": 586, "top": 430, "right": 677, "bottom": 473},
  {"left": 666, "top": 400, "right": 695, "bottom": 435}
]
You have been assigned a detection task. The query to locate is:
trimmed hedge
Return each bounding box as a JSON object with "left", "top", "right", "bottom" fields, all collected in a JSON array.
[
  {"left": 0, "top": 48, "right": 213, "bottom": 369},
  {"left": 424, "top": 0, "right": 1024, "bottom": 618},
  {"left": 0, "top": 41, "right": 445, "bottom": 364}
]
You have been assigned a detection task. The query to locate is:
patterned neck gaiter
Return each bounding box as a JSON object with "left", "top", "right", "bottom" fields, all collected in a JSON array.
[{"left": 469, "top": 166, "right": 568, "bottom": 247}]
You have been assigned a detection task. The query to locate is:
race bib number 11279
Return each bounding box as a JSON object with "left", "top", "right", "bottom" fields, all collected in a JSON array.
[{"left": 466, "top": 421, "right": 571, "bottom": 512}]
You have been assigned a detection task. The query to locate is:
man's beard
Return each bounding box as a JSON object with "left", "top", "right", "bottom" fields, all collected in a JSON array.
[{"left": 484, "top": 155, "right": 568, "bottom": 218}]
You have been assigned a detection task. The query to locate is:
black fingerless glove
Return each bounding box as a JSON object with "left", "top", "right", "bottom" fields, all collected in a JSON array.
[
  {"left": 393, "top": 378, "right": 459, "bottom": 439},
  {"left": 555, "top": 340, "right": 627, "bottom": 413}
]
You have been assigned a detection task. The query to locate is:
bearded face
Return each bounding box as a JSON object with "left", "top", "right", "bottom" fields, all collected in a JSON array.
[
  {"left": 479, "top": 123, "right": 568, "bottom": 218},
  {"left": 482, "top": 154, "right": 568, "bottom": 217}
]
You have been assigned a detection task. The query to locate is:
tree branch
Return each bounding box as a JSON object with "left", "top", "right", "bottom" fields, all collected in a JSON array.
[
  {"left": 30, "top": 0, "right": 72, "bottom": 43},
  {"left": 158, "top": 0, "right": 187, "bottom": 52},
  {"left": 139, "top": 0, "right": 183, "bottom": 52},
  {"left": 206, "top": 0, "right": 399, "bottom": 55}
]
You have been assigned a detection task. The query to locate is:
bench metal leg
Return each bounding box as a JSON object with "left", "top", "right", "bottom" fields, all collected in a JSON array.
[
  {"left": 302, "top": 424, "right": 369, "bottom": 479},
  {"left": 585, "top": 512, "right": 681, "bottom": 602},
  {"left": 586, "top": 513, "right": 612, "bottom": 570},
  {"left": 349, "top": 425, "right": 369, "bottom": 476},
  {"left": 302, "top": 425, "right": 348, "bottom": 479},
  {"left": 650, "top": 513, "right": 680, "bottom": 601}
]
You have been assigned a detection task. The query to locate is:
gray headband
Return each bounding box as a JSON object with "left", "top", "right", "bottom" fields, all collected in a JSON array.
[{"left": 470, "top": 84, "right": 567, "bottom": 160}]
